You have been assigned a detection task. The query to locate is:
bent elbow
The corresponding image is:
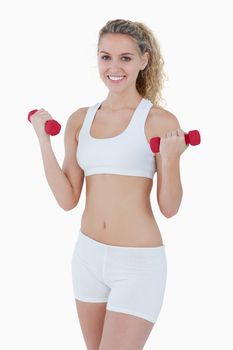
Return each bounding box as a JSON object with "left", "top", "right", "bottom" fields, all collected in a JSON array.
[
  {"left": 158, "top": 196, "right": 182, "bottom": 218},
  {"left": 160, "top": 206, "right": 179, "bottom": 218},
  {"left": 62, "top": 202, "right": 78, "bottom": 211},
  {"left": 162, "top": 210, "right": 178, "bottom": 218},
  {"left": 59, "top": 199, "right": 78, "bottom": 211},
  {"left": 62, "top": 206, "right": 74, "bottom": 211}
]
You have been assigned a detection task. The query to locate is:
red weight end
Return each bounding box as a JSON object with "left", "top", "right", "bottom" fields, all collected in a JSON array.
[
  {"left": 150, "top": 137, "right": 160, "bottom": 153},
  {"left": 188, "top": 130, "right": 201, "bottom": 146},
  {"left": 28, "top": 109, "right": 38, "bottom": 122},
  {"left": 45, "top": 120, "right": 61, "bottom": 136}
]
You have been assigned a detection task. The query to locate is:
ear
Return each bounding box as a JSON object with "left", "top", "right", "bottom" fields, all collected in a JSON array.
[{"left": 141, "top": 52, "right": 149, "bottom": 70}]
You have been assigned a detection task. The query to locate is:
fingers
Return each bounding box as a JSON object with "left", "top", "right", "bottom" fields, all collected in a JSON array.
[
  {"left": 176, "top": 128, "right": 184, "bottom": 136},
  {"left": 164, "top": 128, "right": 184, "bottom": 138},
  {"left": 33, "top": 109, "right": 52, "bottom": 121},
  {"left": 30, "top": 109, "right": 53, "bottom": 138}
]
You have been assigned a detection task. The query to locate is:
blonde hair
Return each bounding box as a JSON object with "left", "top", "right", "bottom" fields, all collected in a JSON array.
[{"left": 97, "top": 19, "right": 168, "bottom": 108}]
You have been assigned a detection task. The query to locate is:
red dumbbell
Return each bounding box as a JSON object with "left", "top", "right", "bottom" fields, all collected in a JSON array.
[
  {"left": 28, "top": 109, "right": 61, "bottom": 136},
  {"left": 150, "top": 130, "right": 201, "bottom": 154}
]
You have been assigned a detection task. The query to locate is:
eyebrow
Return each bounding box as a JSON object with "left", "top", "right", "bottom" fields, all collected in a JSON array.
[{"left": 99, "top": 50, "right": 134, "bottom": 56}]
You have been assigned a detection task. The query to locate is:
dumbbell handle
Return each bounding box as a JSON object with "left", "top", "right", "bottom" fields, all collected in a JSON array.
[
  {"left": 28, "top": 109, "right": 61, "bottom": 136},
  {"left": 150, "top": 130, "right": 201, "bottom": 154}
]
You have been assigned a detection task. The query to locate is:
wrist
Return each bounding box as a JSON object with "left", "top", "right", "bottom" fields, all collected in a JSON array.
[
  {"left": 39, "top": 137, "right": 51, "bottom": 148},
  {"left": 161, "top": 155, "right": 180, "bottom": 165}
]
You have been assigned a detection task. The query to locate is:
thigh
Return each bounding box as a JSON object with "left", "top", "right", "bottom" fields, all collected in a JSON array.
[
  {"left": 105, "top": 245, "right": 167, "bottom": 324},
  {"left": 71, "top": 232, "right": 111, "bottom": 349},
  {"left": 72, "top": 248, "right": 110, "bottom": 302},
  {"left": 75, "top": 299, "right": 107, "bottom": 350},
  {"left": 106, "top": 273, "right": 167, "bottom": 325},
  {"left": 99, "top": 309, "right": 154, "bottom": 350}
]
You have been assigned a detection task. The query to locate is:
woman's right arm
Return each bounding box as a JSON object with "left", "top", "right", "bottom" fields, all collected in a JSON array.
[{"left": 32, "top": 108, "right": 85, "bottom": 211}]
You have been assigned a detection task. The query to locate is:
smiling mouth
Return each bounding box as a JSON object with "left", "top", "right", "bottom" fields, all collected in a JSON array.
[{"left": 107, "top": 75, "right": 126, "bottom": 81}]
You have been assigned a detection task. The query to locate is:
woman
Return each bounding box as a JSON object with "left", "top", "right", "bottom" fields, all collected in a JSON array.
[{"left": 32, "top": 19, "right": 188, "bottom": 350}]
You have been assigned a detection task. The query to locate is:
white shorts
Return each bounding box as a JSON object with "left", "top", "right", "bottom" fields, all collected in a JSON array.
[{"left": 71, "top": 229, "right": 167, "bottom": 324}]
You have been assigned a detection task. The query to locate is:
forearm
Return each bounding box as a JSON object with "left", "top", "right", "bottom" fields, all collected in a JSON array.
[
  {"left": 39, "top": 140, "right": 75, "bottom": 210},
  {"left": 158, "top": 157, "right": 183, "bottom": 217}
]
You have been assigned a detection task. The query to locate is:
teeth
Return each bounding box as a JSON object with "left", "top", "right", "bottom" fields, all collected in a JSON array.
[{"left": 108, "top": 76, "right": 124, "bottom": 81}]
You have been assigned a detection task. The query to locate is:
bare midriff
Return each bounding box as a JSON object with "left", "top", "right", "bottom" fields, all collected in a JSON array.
[
  {"left": 81, "top": 174, "right": 163, "bottom": 247},
  {"left": 78, "top": 103, "right": 163, "bottom": 247}
]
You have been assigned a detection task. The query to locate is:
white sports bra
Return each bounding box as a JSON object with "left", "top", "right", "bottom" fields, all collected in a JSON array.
[{"left": 76, "top": 97, "right": 157, "bottom": 179}]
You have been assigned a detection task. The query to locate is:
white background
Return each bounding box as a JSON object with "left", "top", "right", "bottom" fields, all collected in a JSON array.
[{"left": 0, "top": 0, "right": 232, "bottom": 349}]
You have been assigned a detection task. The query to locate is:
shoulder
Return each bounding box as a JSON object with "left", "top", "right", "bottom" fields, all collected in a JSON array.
[
  {"left": 63, "top": 107, "right": 89, "bottom": 144},
  {"left": 67, "top": 106, "right": 89, "bottom": 125},
  {"left": 65, "top": 106, "right": 89, "bottom": 133},
  {"left": 148, "top": 105, "right": 181, "bottom": 136}
]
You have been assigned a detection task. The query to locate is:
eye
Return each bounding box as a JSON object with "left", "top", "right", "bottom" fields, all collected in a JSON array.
[
  {"left": 101, "top": 55, "right": 110, "bottom": 60},
  {"left": 122, "top": 56, "right": 131, "bottom": 61}
]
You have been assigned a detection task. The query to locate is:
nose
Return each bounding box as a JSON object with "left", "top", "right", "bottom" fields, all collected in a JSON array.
[{"left": 108, "top": 58, "right": 123, "bottom": 72}]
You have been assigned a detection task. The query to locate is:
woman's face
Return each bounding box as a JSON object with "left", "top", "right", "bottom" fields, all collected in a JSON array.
[{"left": 97, "top": 33, "right": 148, "bottom": 93}]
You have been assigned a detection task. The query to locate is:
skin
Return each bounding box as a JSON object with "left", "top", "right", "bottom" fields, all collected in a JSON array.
[
  {"left": 31, "top": 32, "right": 189, "bottom": 349},
  {"left": 31, "top": 32, "right": 188, "bottom": 247}
]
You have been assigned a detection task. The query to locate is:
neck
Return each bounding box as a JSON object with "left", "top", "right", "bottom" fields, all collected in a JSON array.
[{"left": 104, "top": 91, "right": 143, "bottom": 111}]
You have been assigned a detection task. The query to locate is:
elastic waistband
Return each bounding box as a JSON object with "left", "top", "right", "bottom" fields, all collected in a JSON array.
[{"left": 79, "top": 229, "right": 165, "bottom": 252}]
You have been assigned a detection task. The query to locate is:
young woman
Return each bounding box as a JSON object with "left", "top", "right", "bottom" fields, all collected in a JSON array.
[{"left": 31, "top": 19, "right": 188, "bottom": 350}]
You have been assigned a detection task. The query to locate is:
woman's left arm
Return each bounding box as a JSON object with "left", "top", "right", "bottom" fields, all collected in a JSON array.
[
  {"left": 152, "top": 109, "right": 189, "bottom": 218},
  {"left": 157, "top": 154, "right": 183, "bottom": 217}
]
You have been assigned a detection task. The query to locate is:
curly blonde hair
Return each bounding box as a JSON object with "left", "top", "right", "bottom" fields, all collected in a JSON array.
[{"left": 97, "top": 19, "right": 168, "bottom": 108}]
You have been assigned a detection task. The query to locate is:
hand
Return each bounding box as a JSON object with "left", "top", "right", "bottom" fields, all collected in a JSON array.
[
  {"left": 159, "top": 129, "right": 189, "bottom": 160},
  {"left": 31, "top": 108, "right": 52, "bottom": 142}
]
